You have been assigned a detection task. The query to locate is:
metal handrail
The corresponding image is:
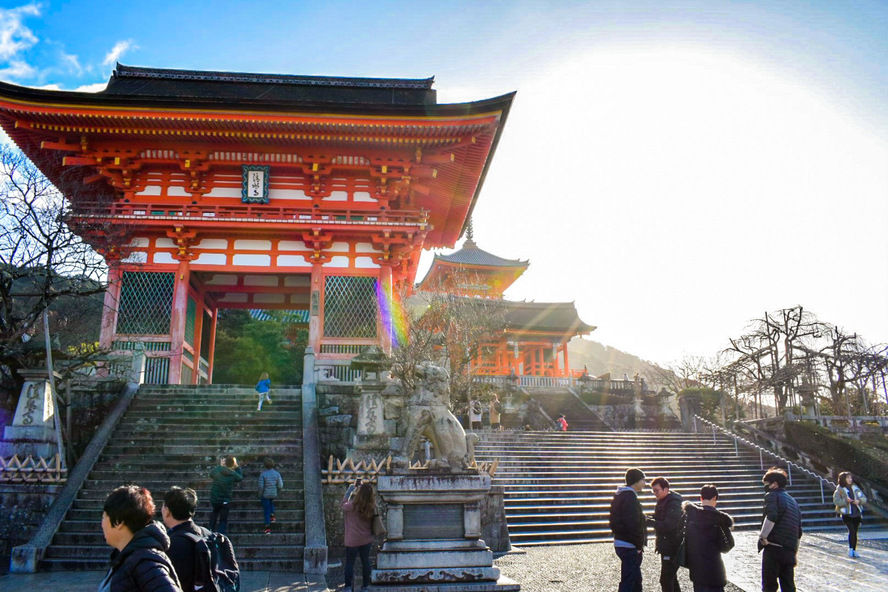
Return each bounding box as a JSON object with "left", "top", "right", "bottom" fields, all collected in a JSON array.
[{"left": 693, "top": 414, "right": 834, "bottom": 504}]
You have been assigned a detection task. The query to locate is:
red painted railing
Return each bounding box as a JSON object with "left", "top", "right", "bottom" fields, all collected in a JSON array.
[{"left": 69, "top": 201, "right": 429, "bottom": 227}]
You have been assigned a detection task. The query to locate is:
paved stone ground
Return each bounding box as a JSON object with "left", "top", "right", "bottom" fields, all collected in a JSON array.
[{"left": 2, "top": 530, "right": 886, "bottom": 591}]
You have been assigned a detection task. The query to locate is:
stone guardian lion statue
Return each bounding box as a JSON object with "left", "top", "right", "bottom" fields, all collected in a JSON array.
[{"left": 397, "top": 361, "right": 479, "bottom": 471}]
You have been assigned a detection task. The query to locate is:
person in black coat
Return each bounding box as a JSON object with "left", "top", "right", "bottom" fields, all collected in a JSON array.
[
  {"left": 99, "top": 485, "right": 182, "bottom": 592},
  {"left": 759, "top": 467, "right": 802, "bottom": 592},
  {"left": 162, "top": 486, "right": 202, "bottom": 592},
  {"left": 650, "top": 476, "right": 684, "bottom": 592},
  {"left": 684, "top": 484, "right": 735, "bottom": 592},
  {"left": 609, "top": 467, "right": 648, "bottom": 592}
]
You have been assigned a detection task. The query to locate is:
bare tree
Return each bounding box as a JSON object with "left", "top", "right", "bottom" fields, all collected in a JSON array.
[
  {"left": 0, "top": 144, "right": 128, "bottom": 387},
  {"left": 390, "top": 288, "right": 505, "bottom": 412}
]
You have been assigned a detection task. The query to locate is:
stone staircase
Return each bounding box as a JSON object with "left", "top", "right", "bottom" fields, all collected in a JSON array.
[
  {"left": 41, "top": 384, "right": 305, "bottom": 571},
  {"left": 526, "top": 388, "right": 611, "bottom": 431},
  {"left": 475, "top": 430, "right": 851, "bottom": 546}
]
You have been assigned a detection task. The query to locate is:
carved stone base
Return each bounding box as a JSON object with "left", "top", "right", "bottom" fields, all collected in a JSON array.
[{"left": 372, "top": 472, "right": 517, "bottom": 588}]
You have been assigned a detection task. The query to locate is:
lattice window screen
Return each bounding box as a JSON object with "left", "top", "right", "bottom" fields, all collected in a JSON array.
[
  {"left": 323, "top": 276, "right": 378, "bottom": 338},
  {"left": 185, "top": 296, "right": 197, "bottom": 346},
  {"left": 117, "top": 272, "right": 174, "bottom": 335}
]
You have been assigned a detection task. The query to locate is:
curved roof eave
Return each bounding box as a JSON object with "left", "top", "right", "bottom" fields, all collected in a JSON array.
[{"left": 0, "top": 77, "right": 516, "bottom": 119}]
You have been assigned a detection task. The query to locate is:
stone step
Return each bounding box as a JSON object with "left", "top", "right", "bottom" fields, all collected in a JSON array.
[
  {"left": 40, "top": 556, "right": 304, "bottom": 572},
  {"left": 61, "top": 507, "right": 306, "bottom": 524},
  {"left": 99, "top": 444, "right": 303, "bottom": 456},
  {"left": 475, "top": 430, "right": 847, "bottom": 545},
  {"left": 51, "top": 530, "right": 305, "bottom": 546},
  {"left": 116, "top": 415, "right": 301, "bottom": 426},
  {"left": 74, "top": 488, "right": 304, "bottom": 502}
]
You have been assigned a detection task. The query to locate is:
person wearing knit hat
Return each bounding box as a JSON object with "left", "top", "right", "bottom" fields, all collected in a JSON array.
[
  {"left": 610, "top": 467, "right": 649, "bottom": 592},
  {"left": 625, "top": 468, "right": 646, "bottom": 487}
]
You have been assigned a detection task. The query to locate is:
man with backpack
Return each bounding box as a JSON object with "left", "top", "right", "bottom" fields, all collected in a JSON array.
[{"left": 163, "top": 486, "right": 240, "bottom": 592}]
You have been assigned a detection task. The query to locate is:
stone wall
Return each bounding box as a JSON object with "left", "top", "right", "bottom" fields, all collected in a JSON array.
[{"left": 0, "top": 484, "right": 62, "bottom": 572}]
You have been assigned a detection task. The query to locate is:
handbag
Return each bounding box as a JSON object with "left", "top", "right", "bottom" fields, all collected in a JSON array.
[
  {"left": 716, "top": 524, "right": 734, "bottom": 553},
  {"left": 673, "top": 514, "right": 688, "bottom": 567},
  {"left": 372, "top": 513, "right": 387, "bottom": 537}
]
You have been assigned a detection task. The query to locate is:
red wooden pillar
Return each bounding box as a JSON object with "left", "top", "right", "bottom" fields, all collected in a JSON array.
[
  {"left": 100, "top": 266, "right": 122, "bottom": 349},
  {"left": 562, "top": 343, "right": 570, "bottom": 376},
  {"left": 378, "top": 263, "right": 393, "bottom": 354},
  {"left": 309, "top": 262, "right": 323, "bottom": 352},
  {"left": 191, "top": 294, "right": 204, "bottom": 385},
  {"left": 206, "top": 306, "right": 218, "bottom": 384},
  {"left": 168, "top": 259, "right": 191, "bottom": 384}
]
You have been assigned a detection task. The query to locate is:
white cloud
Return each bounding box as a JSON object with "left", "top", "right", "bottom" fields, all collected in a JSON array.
[
  {"left": 0, "top": 3, "right": 39, "bottom": 60},
  {"left": 74, "top": 82, "right": 106, "bottom": 93},
  {"left": 60, "top": 51, "right": 82, "bottom": 74},
  {"left": 102, "top": 40, "right": 136, "bottom": 67},
  {"left": 0, "top": 3, "right": 40, "bottom": 79},
  {"left": 0, "top": 58, "right": 36, "bottom": 80}
]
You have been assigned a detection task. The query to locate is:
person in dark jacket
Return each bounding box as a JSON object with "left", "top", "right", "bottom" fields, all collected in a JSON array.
[
  {"left": 162, "top": 487, "right": 202, "bottom": 592},
  {"left": 759, "top": 467, "right": 802, "bottom": 592},
  {"left": 684, "top": 484, "right": 734, "bottom": 592},
  {"left": 650, "top": 476, "right": 684, "bottom": 592},
  {"left": 98, "top": 484, "right": 182, "bottom": 592},
  {"left": 209, "top": 456, "right": 243, "bottom": 534},
  {"left": 609, "top": 467, "right": 648, "bottom": 592}
]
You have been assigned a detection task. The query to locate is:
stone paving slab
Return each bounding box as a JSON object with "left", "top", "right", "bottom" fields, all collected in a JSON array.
[
  {"left": 2, "top": 529, "right": 887, "bottom": 591},
  {"left": 726, "top": 530, "right": 888, "bottom": 592},
  {"left": 0, "top": 570, "right": 329, "bottom": 592}
]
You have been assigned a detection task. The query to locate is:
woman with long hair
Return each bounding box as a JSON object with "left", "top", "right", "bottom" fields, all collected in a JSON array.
[
  {"left": 833, "top": 471, "right": 867, "bottom": 557},
  {"left": 341, "top": 478, "right": 377, "bottom": 592}
]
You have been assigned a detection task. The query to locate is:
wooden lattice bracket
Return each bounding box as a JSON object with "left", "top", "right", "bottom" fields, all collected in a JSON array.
[
  {"left": 321, "top": 455, "right": 499, "bottom": 484},
  {"left": 321, "top": 455, "right": 392, "bottom": 485},
  {"left": 0, "top": 453, "right": 67, "bottom": 483}
]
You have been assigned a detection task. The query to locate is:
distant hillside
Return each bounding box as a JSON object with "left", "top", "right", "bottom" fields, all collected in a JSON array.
[{"left": 567, "top": 337, "right": 666, "bottom": 385}]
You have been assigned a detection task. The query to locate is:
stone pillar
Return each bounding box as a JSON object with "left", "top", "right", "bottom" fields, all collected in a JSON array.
[
  {"left": 1, "top": 369, "right": 61, "bottom": 458},
  {"left": 679, "top": 392, "right": 702, "bottom": 432}
]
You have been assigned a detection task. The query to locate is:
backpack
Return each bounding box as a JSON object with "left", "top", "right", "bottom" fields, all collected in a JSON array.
[{"left": 184, "top": 527, "right": 240, "bottom": 592}]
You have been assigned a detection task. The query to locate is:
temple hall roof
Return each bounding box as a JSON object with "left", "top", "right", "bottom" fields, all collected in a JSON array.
[
  {"left": 501, "top": 300, "right": 596, "bottom": 336},
  {"left": 102, "top": 64, "right": 437, "bottom": 106},
  {"left": 434, "top": 238, "right": 529, "bottom": 269}
]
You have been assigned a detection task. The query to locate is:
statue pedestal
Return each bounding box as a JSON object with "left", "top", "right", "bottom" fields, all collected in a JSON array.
[
  {"left": 372, "top": 472, "right": 519, "bottom": 590},
  {"left": 1, "top": 369, "right": 59, "bottom": 458}
]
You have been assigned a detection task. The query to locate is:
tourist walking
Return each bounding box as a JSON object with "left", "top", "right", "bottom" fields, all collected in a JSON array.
[
  {"left": 650, "top": 476, "right": 683, "bottom": 592},
  {"left": 256, "top": 372, "right": 272, "bottom": 411},
  {"left": 468, "top": 399, "right": 483, "bottom": 430},
  {"left": 683, "top": 484, "right": 734, "bottom": 592},
  {"left": 489, "top": 394, "right": 502, "bottom": 430},
  {"left": 209, "top": 456, "right": 243, "bottom": 534},
  {"left": 341, "top": 478, "right": 377, "bottom": 592},
  {"left": 609, "top": 467, "right": 648, "bottom": 592},
  {"left": 258, "top": 457, "right": 284, "bottom": 535},
  {"left": 759, "top": 467, "right": 802, "bottom": 592},
  {"left": 99, "top": 484, "right": 182, "bottom": 592},
  {"left": 832, "top": 471, "right": 866, "bottom": 557},
  {"left": 556, "top": 414, "right": 568, "bottom": 431}
]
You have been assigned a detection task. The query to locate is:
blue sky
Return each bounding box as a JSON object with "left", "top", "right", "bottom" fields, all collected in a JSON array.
[{"left": 1, "top": 1, "right": 886, "bottom": 364}]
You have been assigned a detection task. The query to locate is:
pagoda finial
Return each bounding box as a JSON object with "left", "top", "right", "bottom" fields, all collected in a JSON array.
[{"left": 466, "top": 218, "right": 474, "bottom": 241}]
